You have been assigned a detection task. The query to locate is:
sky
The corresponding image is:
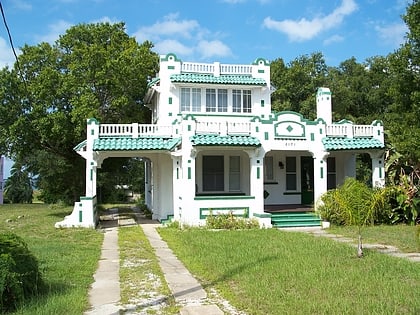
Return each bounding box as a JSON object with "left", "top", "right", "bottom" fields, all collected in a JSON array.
[
  {"left": 0, "top": 0, "right": 412, "bottom": 69},
  {"left": 0, "top": 0, "right": 412, "bottom": 179}
]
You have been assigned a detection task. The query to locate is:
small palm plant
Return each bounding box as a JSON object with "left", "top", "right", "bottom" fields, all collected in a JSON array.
[{"left": 319, "top": 178, "right": 388, "bottom": 257}]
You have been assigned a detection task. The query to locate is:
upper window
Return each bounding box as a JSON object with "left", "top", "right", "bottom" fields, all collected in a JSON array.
[{"left": 180, "top": 87, "right": 252, "bottom": 113}]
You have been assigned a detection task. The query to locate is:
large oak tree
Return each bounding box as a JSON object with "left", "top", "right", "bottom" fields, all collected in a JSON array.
[{"left": 0, "top": 22, "right": 159, "bottom": 203}]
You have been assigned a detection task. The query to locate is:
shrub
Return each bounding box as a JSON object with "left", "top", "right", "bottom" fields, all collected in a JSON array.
[
  {"left": 0, "top": 233, "right": 44, "bottom": 312},
  {"left": 205, "top": 211, "right": 260, "bottom": 230},
  {"left": 318, "top": 178, "right": 392, "bottom": 225}
]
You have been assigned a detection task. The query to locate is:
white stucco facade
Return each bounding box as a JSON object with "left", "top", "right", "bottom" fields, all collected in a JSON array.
[{"left": 55, "top": 53, "right": 385, "bottom": 228}]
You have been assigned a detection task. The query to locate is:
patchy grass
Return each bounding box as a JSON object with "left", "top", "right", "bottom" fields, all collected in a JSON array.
[
  {"left": 327, "top": 224, "right": 420, "bottom": 252},
  {"left": 158, "top": 228, "right": 420, "bottom": 315},
  {"left": 118, "top": 217, "right": 179, "bottom": 314},
  {"left": 0, "top": 203, "right": 103, "bottom": 314}
]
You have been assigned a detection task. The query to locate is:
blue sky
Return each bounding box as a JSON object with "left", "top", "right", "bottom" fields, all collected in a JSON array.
[
  {"left": 0, "top": 0, "right": 411, "bottom": 69},
  {"left": 0, "top": 0, "right": 411, "bottom": 178}
]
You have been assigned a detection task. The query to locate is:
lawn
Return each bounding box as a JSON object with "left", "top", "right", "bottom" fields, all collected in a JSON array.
[
  {"left": 327, "top": 224, "right": 420, "bottom": 252},
  {"left": 0, "top": 204, "right": 103, "bottom": 314},
  {"left": 158, "top": 227, "right": 420, "bottom": 315}
]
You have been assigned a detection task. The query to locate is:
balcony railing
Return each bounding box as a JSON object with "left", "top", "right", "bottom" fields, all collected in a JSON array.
[
  {"left": 99, "top": 123, "right": 174, "bottom": 138},
  {"left": 326, "top": 125, "right": 374, "bottom": 138},
  {"left": 181, "top": 61, "right": 253, "bottom": 75},
  {"left": 195, "top": 121, "right": 251, "bottom": 135}
]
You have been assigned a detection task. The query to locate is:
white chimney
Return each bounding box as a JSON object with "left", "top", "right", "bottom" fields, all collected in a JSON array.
[{"left": 316, "top": 87, "right": 332, "bottom": 124}]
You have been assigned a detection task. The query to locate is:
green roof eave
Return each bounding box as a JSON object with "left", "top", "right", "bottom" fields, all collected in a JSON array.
[
  {"left": 190, "top": 134, "right": 261, "bottom": 147},
  {"left": 170, "top": 73, "right": 266, "bottom": 86},
  {"left": 322, "top": 137, "right": 384, "bottom": 151},
  {"left": 93, "top": 137, "right": 181, "bottom": 151}
]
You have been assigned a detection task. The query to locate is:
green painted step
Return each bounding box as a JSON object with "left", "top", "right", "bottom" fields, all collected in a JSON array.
[
  {"left": 160, "top": 215, "right": 174, "bottom": 225},
  {"left": 270, "top": 212, "right": 321, "bottom": 228}
]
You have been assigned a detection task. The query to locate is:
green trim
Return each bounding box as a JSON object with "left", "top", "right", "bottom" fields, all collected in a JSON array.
[
  {"left": 194, "top": 195, "right": 255, "bottom": 200},
  {"left": 169, "top": 97, "right": 172, "bottom": 104},
  {"left": 264, "top": 132, "right": 269, "bottom": 140},
  {"left": 310, "top": 133, "right": 315, "bottom": 141},
  {"left": 253, "top": 213, "right": 272, "bottom": 218},
  {"left": 80, "top": 196, "right": 96, "bottom": 201},
  {"left": 188, "top": 124, "right": 191, "bottom": 131},
  {"left": 320, "top": 166, "right": 324, "bottom": 179},
  {"left": 177, "top": 168, "right": 179, "bottom": 179},
  {"left": 258, "top": 69, "right": 265, "bottom": 73},
  {"left": 167, "top": 65, "right": 175, "bottom": 70},
  {"left": 185, "top": 113, "right": 254, "bottom": 119},
  {"left": 261, "top": 99, "right": 264, "bottom": 107},
  {"left": 274, "top": 121, "right": 306, "bottom": 138},
  {"left": 199, "top": 207, "right": 250, "bottom": 219},
  {"left": 379, "top": 167, "right": 382, "bottom": 178},
  {"left": 87, "top": 118, "right": 99, "bottom": 125},
  {"left": 90, "top": 169, "right": 93, "bottom": 181},
  {"left": 161, "top": 53, "right": 181, "bottom": 62},
  {"left": 79, "top": 210, "right": 82, "bottom": 223},
  {"left": 257, "top": 167, "right": 260, "bottom": 179},
  {"left": 252, "top": 57, "right": 269, "bottom": 66},
  {"left": 91, "top": 129, "right": 94, "bottom": 135},
  {"left": 264, "top": 182, "right": 278, "bottom": 185},
  {"left": 188, "top": 167, "right": 191, "bottom": 179},
  {"left": 283, "top": 192, "right": 301, "bottom": 195}
]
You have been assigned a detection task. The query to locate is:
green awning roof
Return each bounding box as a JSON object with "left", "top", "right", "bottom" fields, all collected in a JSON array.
[
  {"left": 191, "top": 134, "right": 261, "bottom": 146},
  {"left": 170, "top": 73, "right": 266, "bottom": 85},
  {"left": 322, "top": 137, "right": 384, "bottom": 151},
  {"left": 93, "top": 137, "right": 181, "bottom": 151}
]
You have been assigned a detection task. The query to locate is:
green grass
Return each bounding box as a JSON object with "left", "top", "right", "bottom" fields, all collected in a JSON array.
[
  {"left": 158, "top": 228, "right": 420, "bottom": 315},
  {"left": 0, "top": 203, "right": 103, "bottom": 314},
  {"left": 119, "top": 225, "right": 179, "bottom": 314},
  {"left": 327, "top": 224, "right": 420, "bottom": 252}
]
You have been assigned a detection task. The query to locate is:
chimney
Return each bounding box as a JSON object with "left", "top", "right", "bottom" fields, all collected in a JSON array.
[{"left": 316, "top": 87, "right": 332, "bottom": 124}]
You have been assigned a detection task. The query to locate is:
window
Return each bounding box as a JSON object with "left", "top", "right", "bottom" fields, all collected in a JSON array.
[
  {"left": 191, "top": 88, "right": 201, "bottom": 112},
  {"left": 206, "top": 89, "right": 216, "bottom": 112},
  {"left": 243, "top": 90, "right": 251, "bottom": 113},
  {"left": 180, "top": 87, "right": 201, "bottom": 112},
  {"left": 232, "top": 89, "right": 241, "bottom": 112},
  {"left": 218, "top": 89, "right": 228, "bottom": 112},
  {"left": 286, "top": 157, "right": 297, "bottom": 190},
  {"left": 232, "top": 89, "right": 252, "bottom": 113},
  {"left": 180, "top": 88, "right": 191, "bottom": 111},
  {"left": 264, "top": 156, "right": 274, "bottom": 181},
  {"left": 327, "top": 157, "right": 336, "bottom": 189},
  {"left": 229, "top": 156, "right": 240, "bottom": 191},
  {"left": 203, "top": 156, "right": 224, "bottom": 191}
]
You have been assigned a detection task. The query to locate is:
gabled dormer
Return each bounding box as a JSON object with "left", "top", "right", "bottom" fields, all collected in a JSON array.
[{"left": 145, "top": 53, "right": 272, "bottom": 125}]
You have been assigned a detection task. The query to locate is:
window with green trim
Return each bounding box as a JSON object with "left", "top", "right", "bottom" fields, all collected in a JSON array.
[
  {"left": 327, "top": 157, "right": 336, "bottom": 189},
  {"left": 286, "top": 156, "right": 297, "bottom": 190}
]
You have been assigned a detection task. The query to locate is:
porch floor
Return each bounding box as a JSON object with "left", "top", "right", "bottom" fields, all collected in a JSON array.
[{"left": 264, "top": 204, "right": 314, "bottom": 213}]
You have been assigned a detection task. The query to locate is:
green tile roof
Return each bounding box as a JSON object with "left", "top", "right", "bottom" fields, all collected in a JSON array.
[
  {"left": 322, "top": 137, "right": 384, "bottom": 151},
  {"left": 170, "top": 73, "right": 266, "bottom": 85},
  {"left": 93, "top": 137, "right": 181, "bottom": 151},
  {"left": 191, "top": 134, "right": 261, "bottom": 146}
]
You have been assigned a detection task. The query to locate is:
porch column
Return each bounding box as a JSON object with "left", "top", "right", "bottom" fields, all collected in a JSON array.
[
  {"left": 85, "top": 159, "right": 97, "bottom": 197},
  {"left": 370, "top": 151, "right": 385, "bottom": 187},
  {"left": 179, "top": 147, "right": 197, "bottom": 226},
  {"left": 312, "top": 151, "right": 329, "bottom": 210},
  {"left": 171, "top": 155, "right": 182, "bottom": 221}
]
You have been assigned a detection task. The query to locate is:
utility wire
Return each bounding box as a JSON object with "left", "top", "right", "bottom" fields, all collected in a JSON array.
[{"left": 0, "top": 0, "right": 22, "bottom": 73}]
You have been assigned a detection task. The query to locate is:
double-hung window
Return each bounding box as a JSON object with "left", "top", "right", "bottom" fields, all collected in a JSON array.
[
  {"left": 218, "top": 89, "right": 228, "bottom": 112},
  {"left": 202, "top": 155, "right": 241, "bottom": 192},
  {"left": 206, "top": 89, "right": 216, "bottom": 112},
  {"left": 180, "top": 87, "right": 201, "bottom": 112},
  {"left": 232, "top": 89, "right": 252, "bottom": 113}
]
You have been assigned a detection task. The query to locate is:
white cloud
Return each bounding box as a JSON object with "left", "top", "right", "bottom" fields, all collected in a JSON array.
[
  {"left": 375, "top": 22, "right": 408, "bottom": 47},
  {"left": 323, "top": 34, "right": 344, "bottom": 46},
  {"left": 36, "top": 20, "right": 73, "bottom": 44},
  {"left": 10, "top": 0, "right": 32, "bottom": 10},
  {"left": 133, "top": 13, "right": 232, "bottom": 61},
  {"left": 0, "top": 37, "right": 18, "bottom": 69},
  {"left": 263, "top": 0, "right": 357, "bottom": 42},
  {"left": 197, "top": 40, "right": 233, "bottom": 59},
  {"left": 153, "top": 39, "right": 194, "bottom": 57},
  {"left": 134, "top": 13, "right": 199, "bottom": 43}
]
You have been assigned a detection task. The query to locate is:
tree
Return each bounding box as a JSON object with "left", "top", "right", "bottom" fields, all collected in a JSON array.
[
  {"left": 0, "top": 22, "right": 159, "bottom": 204},
  {"left": 4, "top": 163, "right": 33, "bottom": 203},
  {"left": 270, "top": 52, "right": 329, "bottom": 118}
]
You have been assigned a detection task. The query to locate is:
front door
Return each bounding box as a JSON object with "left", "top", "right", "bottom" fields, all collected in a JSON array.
[{"left": 300, "top": 156, "right": 314, "bottom": 205}]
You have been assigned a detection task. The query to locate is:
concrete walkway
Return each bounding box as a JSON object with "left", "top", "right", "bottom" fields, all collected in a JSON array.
[{"left": 85, "top": 211, "right": 223, "bottom": 315}]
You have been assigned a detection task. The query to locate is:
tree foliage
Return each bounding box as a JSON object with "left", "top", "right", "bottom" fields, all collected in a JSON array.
[
  {"left": 3, "top": 163, "right": 33, "bottom": 203},
  {"left": 0, "top": 22, "right": 159, "bottom": 204}
]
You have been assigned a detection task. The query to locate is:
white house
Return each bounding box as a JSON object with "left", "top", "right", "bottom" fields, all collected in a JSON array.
[{"left": 55, "top": 53, "right": 385, "bottom": 228}]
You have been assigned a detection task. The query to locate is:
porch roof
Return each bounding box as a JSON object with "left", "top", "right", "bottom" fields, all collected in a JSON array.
[
  {"left": 190, "top": 134, "right": 261, "bottom": 147},
  {"left": 322, "top": 137, "right": 384, "bottom": 151},
  {"left": 92, "top": 137, "right": 181, "bottom": 151},
  {"left": 170, "top": 73, "right": 266, "bottom": 86}
]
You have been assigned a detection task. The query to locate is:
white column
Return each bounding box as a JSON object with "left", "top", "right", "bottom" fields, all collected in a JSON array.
[
  {"left": 171, "top": 155, "right": 182, "bottom": 221},
  {"left": 313, "top": 151, "right": 329, "bottom": 209},
  {"left": 370, "top": 151, "right": 385, "bottom": 187},
  {"left": 85, "top": 159, "right": 97, "bottom": 197}
]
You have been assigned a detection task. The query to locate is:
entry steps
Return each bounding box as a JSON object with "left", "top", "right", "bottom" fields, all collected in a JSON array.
[{"left": 270, "top": 212, "right": 321, "bottom": 228}]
